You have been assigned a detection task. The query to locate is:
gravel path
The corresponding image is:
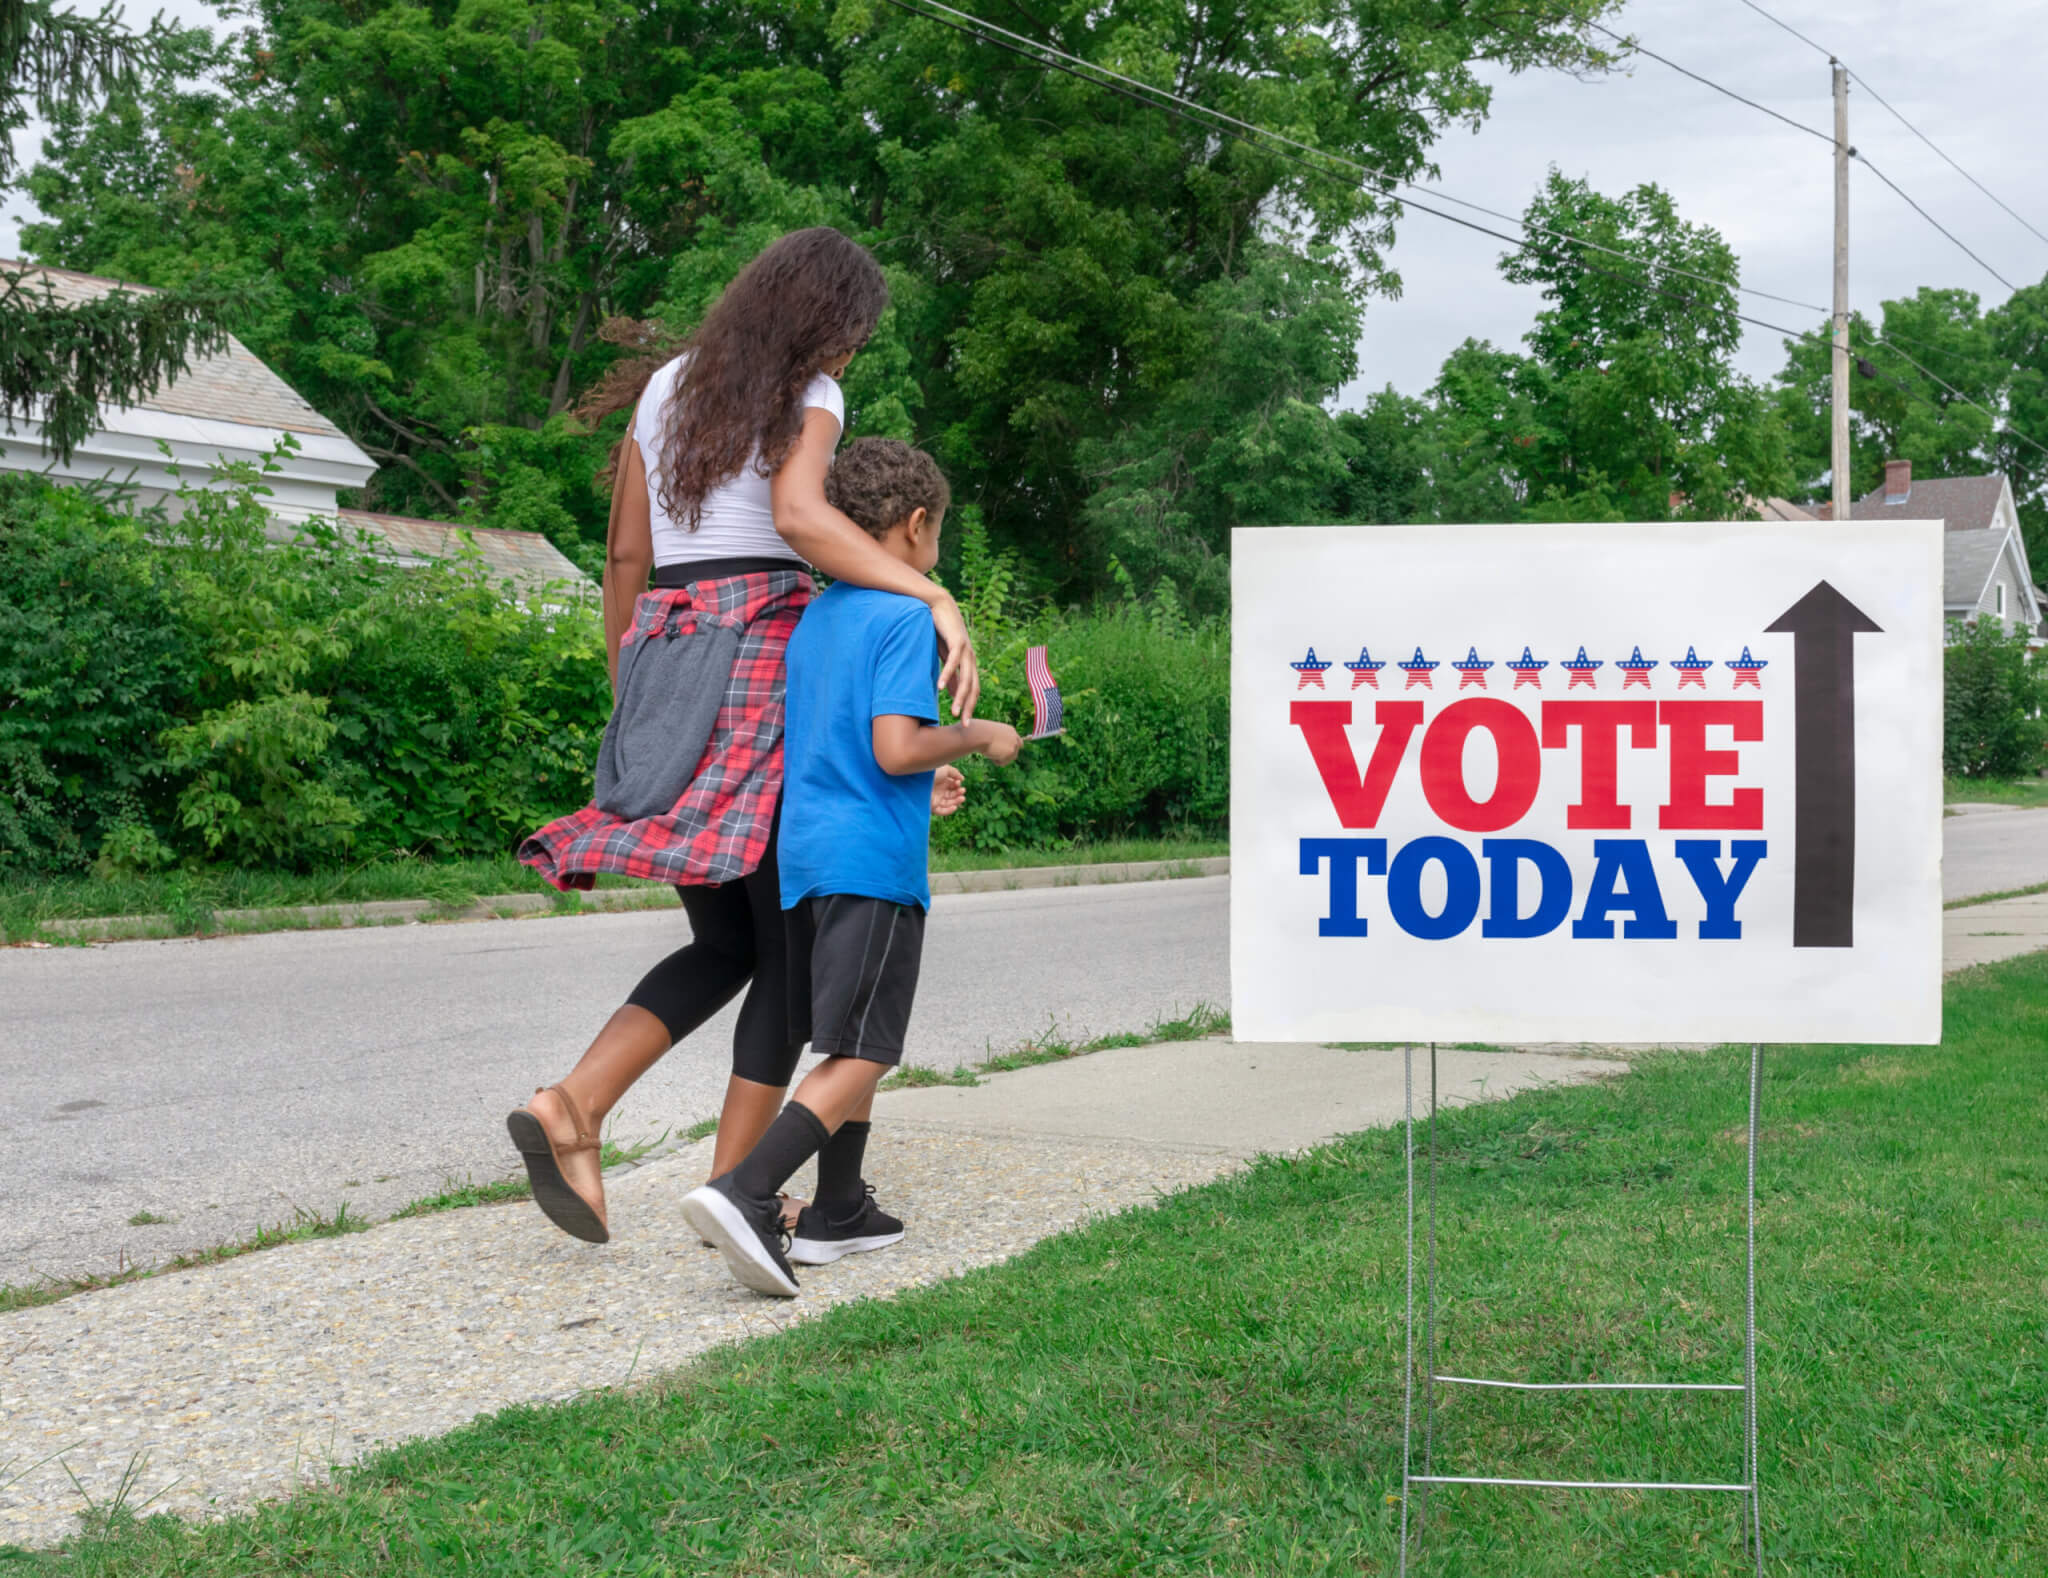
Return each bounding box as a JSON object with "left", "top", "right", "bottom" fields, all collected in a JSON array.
[{"left": 0, "top": 1125, "right": 1230, "bottom": 1548}]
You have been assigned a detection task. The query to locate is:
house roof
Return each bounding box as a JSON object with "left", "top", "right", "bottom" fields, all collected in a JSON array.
[
  {"left": 1757, "top": 496, "right": 1819, "bottom": 521},
  {"left": 5, "top": 261, "right": 346, "bottom": 440},
  {"left": 339, "top": 510, "right": 590, "bottom": 595},
  {"left": 1942, "top": 526, "right": 2013, "bottom": 608},
  {"left": 1851, "top": 473, "right": 2006, "bottom": 532}
]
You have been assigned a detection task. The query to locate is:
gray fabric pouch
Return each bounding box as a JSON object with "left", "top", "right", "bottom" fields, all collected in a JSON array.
[{"left": 592, "top": 613, "right": 737, "bottom": 822}]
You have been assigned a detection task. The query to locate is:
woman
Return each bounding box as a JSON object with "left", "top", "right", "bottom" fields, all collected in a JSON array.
[{"left": 507, "top": 228, "right": 978, "bottom": 1243}]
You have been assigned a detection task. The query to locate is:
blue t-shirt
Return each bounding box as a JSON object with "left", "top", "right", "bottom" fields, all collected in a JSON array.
[{"left": 780, "top": 584, "right": 941, "bottom": 910}]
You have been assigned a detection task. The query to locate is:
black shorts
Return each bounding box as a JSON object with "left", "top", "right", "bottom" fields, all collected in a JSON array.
[{"left": 804, "top": 894, "right": 926, "bottom": 1066}]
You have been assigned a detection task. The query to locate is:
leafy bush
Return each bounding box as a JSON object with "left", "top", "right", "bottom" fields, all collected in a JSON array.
[
  {"left": 1944, "top": 616, "right": 2047, "bottom": 779},
  {"left": 0, "top": 473, "right": 1227, "bottom": 876},
  {"left": 0, "top": 477, "right": 192, "bottom": 871},
  {"left": 0, "top": 466, "right": 608, "bottom": 873},
  {"left": 930, "top": 517, "right": 1229, "bottom": 854},
  {"left": 154, "top": 463, "right": 366, "bottom": 861}
]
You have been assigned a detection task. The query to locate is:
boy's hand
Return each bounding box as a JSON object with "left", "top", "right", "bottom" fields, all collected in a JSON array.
[
  {"left": 979, "top": 722, "right": 1023, "bottom": 766},
  {"left": 932, "top": 764, "right": 966, "bottom": 817}
]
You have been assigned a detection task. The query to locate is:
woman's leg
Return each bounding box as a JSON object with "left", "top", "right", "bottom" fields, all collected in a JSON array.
[
  {"left": 524, "top": 879, "right": 756, "bottom": 1224},
  {"left": 708, "top": 836, "right": 810, "bottom": 1181}
]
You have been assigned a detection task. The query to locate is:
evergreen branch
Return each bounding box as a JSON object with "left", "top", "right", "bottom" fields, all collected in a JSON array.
[
  {"left": 1, "top": 2, "right": 198, "bottom": 176},
  {"left": 3, "top": 1, "right": 170, "bottom": 109},
  {"left": 0, "top": 268, "right": 239, "bottom": 464}
]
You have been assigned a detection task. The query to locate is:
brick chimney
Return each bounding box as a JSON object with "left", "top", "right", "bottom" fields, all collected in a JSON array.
[
  {"left": 1813, "top": 500, "right": 1833, "bottom": 520},
  {"left": 1884, "top": 457, "right": 1911, "bottom": 503}
]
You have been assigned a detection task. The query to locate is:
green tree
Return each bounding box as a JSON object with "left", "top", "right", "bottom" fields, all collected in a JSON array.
[
  {"left": 1775, "top": 287, "right": 2007, "bottom": 508},
  {"left": 842, "top": 0, "right": 1623, "bottom": 595},
  {"left": 0, "top": 1, "right": 235, "bottom": 462},
  {"left": 1987, "top": 278, "right": 2048, "bottom": 571},
  {"left": 1331, "top": 386, "right": 1439, "bottom": 525},
  {"left": 1387, "top": 174, "right": 1789, "bottom": 525},
  {"left": 1500, "top": 173, "right": 1788, "bottom": 519},
  {"left": 24, "top": 0, "right": 1625, "bottom": 593}
]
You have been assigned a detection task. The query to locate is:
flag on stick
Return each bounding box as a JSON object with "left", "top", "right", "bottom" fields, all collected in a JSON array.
[{"left": 1025, "top": 644, "right": 1064, "bottom": 739}]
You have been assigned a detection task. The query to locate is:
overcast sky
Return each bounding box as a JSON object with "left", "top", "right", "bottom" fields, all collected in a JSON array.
[
  {"left": 8, "top": 0, "right": 2046, "bottom": 403},
  {"left": 1340, "top": 0, "right": 2048, "bottom": 401}
]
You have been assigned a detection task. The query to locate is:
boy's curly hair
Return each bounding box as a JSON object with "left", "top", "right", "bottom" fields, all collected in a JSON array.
[{"left": 824, "top": 438, "right": 952, "bottom": 539}]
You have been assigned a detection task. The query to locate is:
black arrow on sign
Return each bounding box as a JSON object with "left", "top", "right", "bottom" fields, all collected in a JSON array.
[{"left": 1765, "top": 580, "right": 1883, "bottom": 948}]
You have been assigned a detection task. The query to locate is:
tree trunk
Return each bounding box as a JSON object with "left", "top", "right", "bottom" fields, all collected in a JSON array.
[{"left": 548, "top": 291, "right": 597, "bottom": 418}]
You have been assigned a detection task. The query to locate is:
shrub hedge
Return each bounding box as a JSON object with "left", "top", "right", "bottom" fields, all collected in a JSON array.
[
  {"left": 0, "top": 477, "right": 1229, "bottom": 876},
  {"left": 1, "top": 468, "right": 610, "bottom": 874},
  {"left": 1943, "top": 613, "right": 2048, "bottom": 780}
]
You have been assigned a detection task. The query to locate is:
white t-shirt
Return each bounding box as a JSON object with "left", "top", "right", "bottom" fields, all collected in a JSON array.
[{"left": 633, "top": 353, "right": 845, "bottom": 567}]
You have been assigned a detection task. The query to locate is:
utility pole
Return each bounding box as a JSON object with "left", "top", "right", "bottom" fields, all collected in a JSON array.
[{"left": 1831, "top": 60, "right": 1851, "bottom": 522}]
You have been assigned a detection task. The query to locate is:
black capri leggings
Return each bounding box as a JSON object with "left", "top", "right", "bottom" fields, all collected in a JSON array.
[{"left": 624, "top": 814, "right": 810, "bottom": 1087}]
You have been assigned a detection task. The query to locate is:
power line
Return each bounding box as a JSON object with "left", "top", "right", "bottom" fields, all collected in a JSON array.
[
  {"left": 1860, "top": 333, "right": 2048, "bottom": 461},
  {"left": 1729, "top": 0, "right": 2048, "bottom": 250},
  {"left": 1598, "top": 19, "right": 2024, "bottom": 295},
  {"left": 1587, "top": 22, "right": 1832, "bottom": 146},
  {"left": 1727, "top": 0, "right": 1831, "bottom": 61},
  {"left": 1849, "top": 68, "right": 2048, "bottom": 251},
  {"left": 883, "top": 0, "right": 1830, "bottom": 318},
  {"left": 1851, "top": 152, "right": 2017, "bottom": 292},
  {"left": 875, "top": 0, "right": 2048, "bottom": 464},
  {"left": 877, "top": 0, "right": 1824, "bottom": 352}
]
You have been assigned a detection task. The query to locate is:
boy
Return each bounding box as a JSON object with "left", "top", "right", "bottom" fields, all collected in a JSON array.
[{"left": 682, "top": 439, "right": 1021, "bottom": 1296}]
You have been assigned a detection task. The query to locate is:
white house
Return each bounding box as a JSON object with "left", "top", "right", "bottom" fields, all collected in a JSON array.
[
  {"left": 1848, "top": 460, "right": 2042, "bottom": 637},
  {"left": 3, "top": 262, "right": 589, "bottom": 597}
]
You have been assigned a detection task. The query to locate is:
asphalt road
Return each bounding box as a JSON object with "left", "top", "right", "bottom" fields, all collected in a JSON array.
[
  {"left": 4, "top": 805, "right": 2040, "bottom": 1289},
  {"left": 1943, "top": 804, "right": 2048, "bottom": 900},
  {"left": 0, "top": 879, "right": 1229, "bottom": 1286}
]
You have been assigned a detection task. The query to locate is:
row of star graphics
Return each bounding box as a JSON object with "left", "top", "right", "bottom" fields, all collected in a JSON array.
[{"left": 1288, "top": 645, "right": 1769, "bottom": 692}]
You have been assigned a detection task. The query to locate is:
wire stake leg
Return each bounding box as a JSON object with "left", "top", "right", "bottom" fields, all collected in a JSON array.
[
  {"left": 1746, "top": 1042, "right": 1765, "bottom": 1574},
  {"left": 1423, "top": 1042, "right": 1439, "bottom": 1528},
  {"left": 1399, "top": 1040, "right": 1415, "bottom": 1576}
]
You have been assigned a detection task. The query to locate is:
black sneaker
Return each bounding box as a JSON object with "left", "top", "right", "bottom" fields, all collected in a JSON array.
[
  {"left": 681, "top": 1177, "right": 800, "bottom": 1297},
  {"left": 788, "top": 1184, "right": 905, "bottom": 1265}
]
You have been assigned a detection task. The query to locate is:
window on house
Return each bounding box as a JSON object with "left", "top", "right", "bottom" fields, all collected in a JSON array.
[{"left": 1996, "top": 582, "right": 2006, "bottom": 617}]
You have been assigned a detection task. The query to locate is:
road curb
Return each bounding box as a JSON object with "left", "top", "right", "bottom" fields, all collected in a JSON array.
[
  {"left": 31, "top": 856, "right": 1232, "bottom": 944},
  {"left": 931, "top": 854, "right": 1229, "bottom": 895}
]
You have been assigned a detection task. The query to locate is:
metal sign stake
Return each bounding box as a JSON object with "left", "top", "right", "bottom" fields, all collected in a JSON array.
[{"left": 1398, "top": 1042, "right": 1765, "bottom": 1575}]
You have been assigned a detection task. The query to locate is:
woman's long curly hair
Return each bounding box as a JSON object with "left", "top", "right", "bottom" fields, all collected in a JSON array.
[{"left": 576, "top": 228, "right": 887, "bottom": 522}]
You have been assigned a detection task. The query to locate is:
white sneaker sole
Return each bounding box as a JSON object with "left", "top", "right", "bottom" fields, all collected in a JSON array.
[
  {"left": 681, "top": 1187, "right": 799, "bottom": 1297},
  {"left": 787, "top": 1229, "right": 906, "bottom": 1266}
]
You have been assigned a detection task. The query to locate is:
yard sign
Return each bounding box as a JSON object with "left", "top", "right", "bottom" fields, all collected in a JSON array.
[{"left": 1231, "top": 523, "right": 1943, "bottom": 1046}]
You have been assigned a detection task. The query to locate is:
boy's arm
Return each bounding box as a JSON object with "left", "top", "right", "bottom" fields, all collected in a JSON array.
[{"left": 873, "top": 714, "right": 1022, "bottom": 775}]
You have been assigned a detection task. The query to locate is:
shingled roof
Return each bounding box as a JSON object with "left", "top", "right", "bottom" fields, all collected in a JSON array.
[
  {"left": 1938, "top": 526, "right": 2015, "bottom": 610},
  {"left": 9, "top": 262, "right": 347, "bottom": 439},
  {"left": 1852, "top": 472, "right": 2007, "bottom": 533},
  {"left": 339, "top": 510, "right": 591, "bottom": 597}
]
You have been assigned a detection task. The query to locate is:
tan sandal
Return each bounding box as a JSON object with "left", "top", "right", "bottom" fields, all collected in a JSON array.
[{"left": 506, "top": 1084, "right": 609, "bottom": 1243}]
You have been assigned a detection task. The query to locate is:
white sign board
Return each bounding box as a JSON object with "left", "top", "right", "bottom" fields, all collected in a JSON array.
[{"left": 1231, "top": 523, "right": 1943, "bottom": 1046}]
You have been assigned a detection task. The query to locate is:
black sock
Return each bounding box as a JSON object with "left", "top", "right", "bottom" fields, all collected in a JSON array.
[
  {"left": 815, "top": 1120, "right": 870, "bottom": 1213},
  {"left": 728, "top": 1101, "right": 830, "bottom": 1207}
]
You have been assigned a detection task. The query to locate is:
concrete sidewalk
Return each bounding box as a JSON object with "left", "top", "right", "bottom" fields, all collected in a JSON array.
[
  {"left": 876, "top": 1039, "right": 1624, "bottom": 1158},
  {"left": 1943, "top": 891, "right": 2048, "bottom": 971}
]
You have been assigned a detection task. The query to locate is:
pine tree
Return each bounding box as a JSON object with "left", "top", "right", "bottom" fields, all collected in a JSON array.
[{"left": 1, "top": 1, "right": 234, "bottom": 462}]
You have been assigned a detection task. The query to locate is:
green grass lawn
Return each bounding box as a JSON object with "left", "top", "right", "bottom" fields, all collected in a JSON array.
[
  {"left": 1945, "top": 774, "right": 2048, "bottom": 808},
  {"left": 16, "top": 957, "right": 2045, "bottom": 1575},
  {"left": 0, "top": 837, "right": 1227, "bottom": 940}
]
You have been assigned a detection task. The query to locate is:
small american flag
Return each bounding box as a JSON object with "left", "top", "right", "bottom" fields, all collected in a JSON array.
[{"left": 1025, "top": 644, "right": 1064, "bottom": 739}]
